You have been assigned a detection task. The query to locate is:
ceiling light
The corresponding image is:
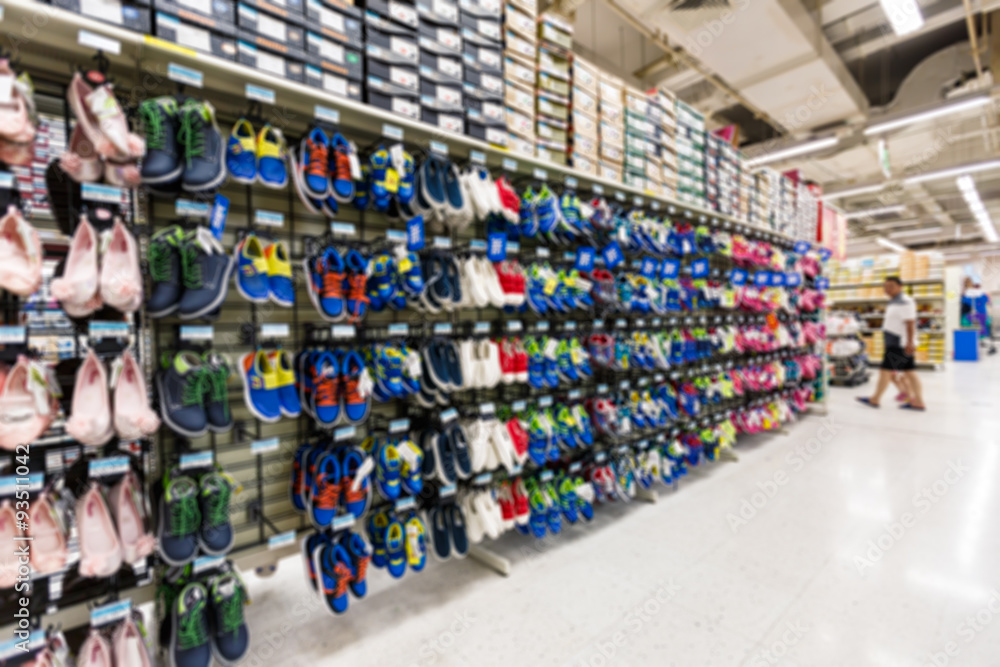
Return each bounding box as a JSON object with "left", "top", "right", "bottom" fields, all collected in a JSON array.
[
  {"left": 956, "top": 175, "right": 999, "bottom": 243},
  {"left": 944, "top": 253, "right": 971, "bottom": 260},
  {"left": 879, "top": 0, "right": 924, "bottom": 36},
  {"left": 866, "top": 218, "right": 922, "bottom": 230},
  {"left": 876, "top": 237, "right": 908, "bottom": 252},
  {"left": 865, "top": 96, "right": 990, "bottom": 136},
  {"left": 904, "top": 159, "right": 1000, "bottom": 185},
  {"left": 888, "top": 226, "right": 943, "bottom": 239},
  {"left": 844, "top": 205, "right": 907, "bottom": 219},
  {"left": 745, "top": 137, "right": 839, "bottom": 168},
  {"left": 822, "top": 183, "right": 886, "bottom": 200}
]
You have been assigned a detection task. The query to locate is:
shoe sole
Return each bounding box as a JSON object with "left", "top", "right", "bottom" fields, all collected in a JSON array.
[
  {"left": 177, "top": 257, "right": 236, "bottom": 320},
  {"left": 182, "top": 139, "right": 230, "bottom": 192},
  {"left": 146, "top": 302, "right": 180, "bottom": 318},
  {"left": 155, "top": 374, "right": 208, "bottom": 440},
  {"left": 142, "top": 163, "right": 184, "bottom": 185}
]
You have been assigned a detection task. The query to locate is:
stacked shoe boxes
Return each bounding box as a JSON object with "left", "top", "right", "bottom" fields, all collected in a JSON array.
[
  {"left": 748, "top": 167, "right": 777, "bottom": 229},
  {"left": 417, "top": 0, "right": 465, "bottom": 133},
  {"left": 459, "top": 0, "right": 506, "bottom": 142},
  {"left": 503, "top": 0, "right": 537, "bottom": 156},
  {"left": 776, "top": 172, "right": 797, "bottom": 234},
  {"left": 704, "top": 132, "right": 740, "bottom": 217},
  {"left": 623, "top": 86, "right": 652, "bottom": 190},
  {"left": 363, "top": 0, "right": 421, "bottom": 120},
  {"left": 568, "top": 55, "right": 599, "bottom": 175},
  {"left": 597, "top": 72, "right": 625, "bottom": 183},
  {"left": 738, "top": 164, "right": 753, "bottom": 221},
  {"left": 153, "top": 0, "right": 237, "bottom": 61},
  {"left": 53, "top": 0, "right": 152, "bottom": 33},
  {"left": 534, "top": 12, "right": 573, "bottom": 166},
  {"left": 649, "top": 87, "right": 678, "bottom": 198},
  {"left": 675, "top": 99, "right": 705, "bottom": 207},
  {"left": 303, "top": 0, "right": 365, "bottom": 99}
]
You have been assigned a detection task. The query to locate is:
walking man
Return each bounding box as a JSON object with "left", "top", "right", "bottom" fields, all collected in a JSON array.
[{"left": 857, "top": 276, "right": 926, "bottom": 411}]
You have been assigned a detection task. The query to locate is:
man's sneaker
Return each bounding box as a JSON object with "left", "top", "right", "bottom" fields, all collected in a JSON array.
[
  {"left": 268, "top": 349, "right": 301, "bottom": 418},
  {"left": 208, "top": 572, "right": 250, "bottom": 664},
  {"left": 310, "top": 451, "right": 341, "bottom": 528},
  {"left": 446, "top": 504, "right": 469, "bottom": 557},
  {"left": 138, "top": 96, "right": 183, "bottom": 185},
  {"left": 146, "top": 225, "right": 185, "bottom": 317},
  {"left": 239, "top": 349, "right": 282, "bottom": 422},
  {"left": 264, "top": 240, "right": 294, "bottom": 306},
  {"left": 178, "top": 227, "right": 235, "bottom": 320},
  {"left": 156, "top": 351, "right": 208, "bottom": 438},
  {"left": 178, "top": 100, "right": 226, "bottom": 192},
  {"left": 198, "top": 470, "right": 235, "bottom": 555},
  {"left": 330, "top": 133, "right": 355, "bottom": 202},
  {"left": 385, "top": 517, "right": 407, "bottom": 578},
  {"left": 225, "top": 117, "right": 257, "bottom": 184},
  {"left": 202, "top": 352, "right": 233, "bottom": 433},
  {"left": 345, "top": 250, "right": 370, "bottom": 322},
  {"left": 158, "top": 470, "right": 201, "bottom": 566},
  {"left": 310, "top": 351, "right": 341, "bottom": 425},
  {"left": 301, "top": 126, "right": 331, "bottom": 198},
  {"left": 341, "top": 350, "right": 372, "bottom": 424},
  {"left": 339, "top": 531, "right": 371, "bottom": 597},
  {"left": 340, "top": 447, "right": 372, "bottom": 517},
  {"left": 256, "top": 123, "right": 288, "bottom": 188},
  {"left": 318, "top": 542, "right": 354, "bottom": 614},
  {"left": 233, "top": 233, "right": 270, "bottom": 303},
  {"left": 170, "top": 582, "right": 212, "bottom": 667}
]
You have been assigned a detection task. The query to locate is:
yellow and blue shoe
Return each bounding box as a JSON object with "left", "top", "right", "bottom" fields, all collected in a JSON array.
[
  {"left": 263, "top": 240, "right": 294, "bottom": 307},
  {"left": 226, "top": 117, "right": 256, "bottom": 184},
  {"left": 233, "top": 233, "right": 269, "bottom": 303},
  {"left": 256, "top": 123, "right": 287, "bottom": 188}
]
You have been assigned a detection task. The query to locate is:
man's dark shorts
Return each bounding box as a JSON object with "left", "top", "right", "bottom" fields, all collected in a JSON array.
[{"left": 882, "top": 345, "right": 915, "bottom": 371}]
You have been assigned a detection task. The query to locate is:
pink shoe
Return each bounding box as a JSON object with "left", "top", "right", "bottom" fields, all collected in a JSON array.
[
  {"left": 78, "top": 630, "right": 113, "bottom": 667},
  {"left": 51, "top": 216, "right": 102, "bottom": 317},
  {"left": 104, "top": 160, "right": 142, "bottom": 188},
  {"left": 66, "top": 350, "right": 114, "bottom": 446},
  {"left": 0, "top": 500, "right": 22, "bottom": 587},
  {"left": 59, "top": 123, "right": 103, "bottom": 183},
  {"left": 67, "top": 72, "right": 145, "bottom": 161},
  {"left": 0, "top": 205, "right": 42, "bottom": 296},
  {"left": 0, "top": 60, "right": 36, "bottom": 147},
  {"left": 112, "top": 617, "right": 152, "bottom": 667},
  {"left": 29, "top": 492, "right": 68, "bottom": 575},
  {"left": 76, "top": 484, "right": 123, "bottom": 578},
  {"left": 0, "top": 355, "right": 56, "bottom": 450},
  {"left": 100, "top": 218, "right": 143, "bottom": 313},
  {"left": 114, "top": 350, "right": 160, "bottom": 439},
  {"left": 109, "top": 470, "right": 156, "bottom": 564}
]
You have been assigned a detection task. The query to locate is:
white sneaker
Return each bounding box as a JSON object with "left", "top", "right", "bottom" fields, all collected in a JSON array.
[
  {"left": 52, "top": 216, "right": 102, "bottom": 317},
  {"left": 0, "top": 205, "right": 42, "bottom": 296}
]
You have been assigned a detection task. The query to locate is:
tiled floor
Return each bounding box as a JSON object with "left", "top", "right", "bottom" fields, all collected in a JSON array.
[{"left": 240, "top": 357, "right": 1000, "bottom": 666}]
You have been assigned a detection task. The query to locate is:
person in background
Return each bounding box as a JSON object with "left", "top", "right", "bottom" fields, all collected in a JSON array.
[
  {"left": 961, "top": 277, "right": 996, "bottom": 355},
  {"left": 857, "top": 276, "right": 926, "bottom": 411}
]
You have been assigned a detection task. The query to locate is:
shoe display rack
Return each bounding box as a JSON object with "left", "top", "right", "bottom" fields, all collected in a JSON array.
[{"left": 0, "top": 2, "right": 830, "bottom": 664}]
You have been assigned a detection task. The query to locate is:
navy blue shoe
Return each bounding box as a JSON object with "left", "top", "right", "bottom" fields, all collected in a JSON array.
[
  {"left": 202, "top": 352, "right": 233, "bottom": 433},
  {"left": 428, "top": 505, "right": 450, "bottom": 561},
  {"left": 171, "top": 583, "right": 213, "bottom": 667},
  {"left": 139, "top": 96, "right": 183, "bottom": 185},
  {"left": 447, "top": 504, "right": 469, "bottom": 558},
  {"left": 447, "top": 423, "right": 472, "bottom": 479},
  {"left": 158, "top": 470, "right": 201, "bottom": 566},
  {"left": 197, "top": 471, "right": 235, "bottom": 556},
  {"left": 178, "top": 228, "right": 235, "bottom": 320},
  {"left": 209, "top": 572, "right": 250, "bottom": 665},
  {"left": 179, "top": 100, "right": 227, "bottom": 192},
  {"left": 434, "top": 430, "right": 456, "bottom": 484},
  {"left": 147, "top": 226, "right": 185, "bottom": 317},
  {"left": 443, "top": 341, "right": 463, "bottom": 389},
  {"left": 157, "top": 352, "right": 208, "bottom": 438}
]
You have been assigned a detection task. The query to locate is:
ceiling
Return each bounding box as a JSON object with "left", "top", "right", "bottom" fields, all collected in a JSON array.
[{"left": 566, "top": 0, "right": 1000, "bottom": 260}]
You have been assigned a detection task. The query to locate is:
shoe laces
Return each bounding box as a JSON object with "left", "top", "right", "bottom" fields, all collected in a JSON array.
[
  {"left": 354, "top": 553, "right": 370, "bottom": 582},
  {"left": 202, "top": 479, "right": 231, "bottom": 528},
  {"left": 148, "top": 239, "right": 173, "bottom": 283},
  {"left": 139, "top": 100, "right": 166, "bottom": 151},
  {"left": 169, "top": 491, "right": 200, "bottom": 537},
  {"left": 306, "top": 139, "right": 328, "bottom": 176},
  {"left": 216, "top": 583, "right": 246, "bottom": 636},
  {"left": 314, "top": 371, "right": 339, "bottom": 407},
  {"left": 178, "top": 106, "right": 208, "bottom": 163},
  {"left": 332, "top": 560, "right": 352, "bottom": 597},
  {"left": 181, "top": 369, "right": 208, "bottom": 407},
  {"left": 177, "top": 596, "right": 209, "bottom": 650},
  {"left": 181, "top": 243, "right": 204, "bottom": 290},
  {"left": 334, "top": 147, "right": 351, "bottom": 181},
  {"left": 322, "top": 269, "right": 345, "bottom": 298},
  {"left": 346, "top": 274, "right": 369, "bottom": 321},
  {"left": 315, "top": 473, "right": 340, "bottom": 509}
]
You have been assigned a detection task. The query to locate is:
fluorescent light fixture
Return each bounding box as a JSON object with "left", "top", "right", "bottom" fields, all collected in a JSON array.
[
  {"left": 888, "top": 226, "right": 942, "bottom": 239},
  {"left": 879, "top": 0, "right": 924, "bottom": 36},
  {"left": 745, "top": 137, "right": 838, "bottom": 168},
  {"left": 865, "top": 96, "right": 989, "bottom": 136},
  {"left": 876, "top": 236, "right": 908, "bottom": 252},
  {"left": 956, "top": 175, "right": 999, "bottom": 243},
  {"left": 844, "top": 205, "right": 907, "bottom": 219},
  {"left": 944, "top": 253, "right": 971, "bottom": 260},
  {"left": 822, "top": 183, "right": 886, "bottom": 200},
  {"left": 866, "top": 218, "right": 922, "bottom": 231},
  {"left": 904, "top": 159, "right": 1000, "bottom": 185}
]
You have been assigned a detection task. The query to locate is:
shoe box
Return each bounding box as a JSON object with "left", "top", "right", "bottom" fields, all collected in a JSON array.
[
  {"left": 464, "top": 41, "right": 503, "bottom": 75},
  {"left": 304, "top": 31, "right": 364, "bottom": 80},
  {"left": 238, "top": 39, "right": 308, "bottom": 82},
  {"left": 457, "top": 0, "right": 503, "bottom": 135},
  {"left": 237, "top": 3, "right": 307, "bottom": 60},
  {"left": 571, "top": 152, "right": 596, "bottom": 176},
  {"left": 305, "top": 0, "right": 364, "bottom": 48},
  {"left": 504, "top": 79, "right": 533, "bottom": 116},
  {"left": 155, "top": 11, "right": 238, "bottom": 60},
  {"left": 506, "top": 105, "right": 533, "bottom": 143},
  {"left": 51, "top": 0, "right": 152, "bottom": 32},
  {"left": 418, "top": 13, "right": 464, "bottom": 59},
  {"left": 536, "top": 140, "right": 566, "bottom": 166},
  {"left": 363, "top": 1, "right": 421, "bottom": 117},
  {"left": 309, "top": 66, "right": 364, "bottom": 100},
  {"left": 537, "top": 10, "right": 572, "bottom": 51},
  {"left": 537, "top": 90, "right": 568, "bottom": 124},
  {"left": 153, "top": 0, "right": 236, "bottom": 34},
  {"left": 420, "top": 50, "right": 463, "bottom": 86},
  {"left": 420, "top": 79, "right": 464, "bottom": 113},
  {"left": 464, "top": 67, "right": 503, "bottom": 135},
  {"left": 598, "top": 161, "right": 622, "bottom": 182},
  {"left": 459, "top": 6, "right": 501, "bottom": 47},
  {"left": 507, "top": 132, "right": 534, "bottom": 157},
  {"left": 422, "top": 107, "right": 465, "bottom": 133},
  {"left": 503, "top": 55, "right": 533, "bottom": 91}
]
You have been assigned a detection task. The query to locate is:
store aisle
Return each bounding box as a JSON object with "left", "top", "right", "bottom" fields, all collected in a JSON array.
[{"left": 240, "top": 359, "right": 1000, "bottom": 667}]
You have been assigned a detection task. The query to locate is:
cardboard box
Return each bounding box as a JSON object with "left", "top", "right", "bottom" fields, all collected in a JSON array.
[
  {"left": 464, "top": 67, "right": 503, "bottom": 98},
  {"left": 420, "top": 49, "right": 463, "bottom": 85},
  {"left": 367, "top": 60, "right": 419, "bottom": 94},
  {"left": 504, "top": 3, "right": 535, "bottom": 42},
  {"left": 538, "top": 47, "right": 569, "bottom": 81},
  {"left": 537, "top": 11, "right": 572, "bottom": 50},
  {"left": 418, "top": 21, "right": 463, "bottom": 56},
  {"left": 570, "top": 108, "right": 597, "bottom": 139},
  {"left": 307, "top": 64, "right": 363, "bottom": 99},
  {"left": 53, "top": 0, "right": 152, "bottom": 32},
  {"left": 504, "top": 79, "right": 534, "bottom": 116},
  {"left": 305, "top": 32, "right": 363, "bottom": 79},
  {"left": 599, "top": 120, "right": 623, "bottom": 147},
  {"left": 571, "top": 153, "right": 597, "bottom": 175},
  {"left": 600, "top": 142, "right": 624, "bottom": 165},
  {"left": 505, "top": 0, "right": 535, "bottom": 16},
  {"left": 305, "top": 0, "right": 363, "bottom": 48},
  {"left": 238, "top": 41, "right": 305, "bottom": 81},
  {"left": 243, "top": 0, "right": 309, "bottom": 24},
  {"left": 154, "top": 0, "right": 236, "bottom": 35},
  {"left": 155, "top": 12, "right": 237, "bottom": 59},
  {"left": 570, "top": 132, "right": 597, "bottom": 159},
  {"left": 366, "top": 24, "right": 419, "bottom": 65},
  {"left": 463, "top": 42, "right": 502, "bottom": 73},
  {"left": 508, "top": 133, "right": 535, "bottom": 157},
  {"left": 572, "top": 86, "right": 598, "bottom": 117},
  {"left": 537, "top": 93, "right": 568, "bottom": 122},
  {"left": 504, "top": 56, "right": 535, "bottom": 88},
  {"left": 503, "top": 30, "right": 536, "bottom": 65},
  {"left": 368, "top": 89, "right": 421, "bottom": 119},
  {"left": 366, "top": 0, "right": 418, "bottom": 28},
  {"left": 467, "top": 119, "right": 508, "bottom": 146},
  {"left": 421, "top": 107, "right": 464, "bottom": 131},
  {"left": 599, "top": 100, "right": 623, "bottom": 124},
  {"left": 506, "top": 106, "right": 535, "bottom": 141},
  {"left": 416, "top": 0, "right": 459, "bottom": 24},
  {"left": 537, "top": 71, "right": 569, "bottom": 97},
  {"left": 467, "top": 97, "right": 505, "bottom": 124},
  {"left": 460, "top": 0, "right": 502, "bottom": 16},
  {"left": 460, "top": 13, "right": 502, "bottom": 45},
  {"left": 598, "top": 161, "right": 622, "bottom": 182},
  {"left": 536, "top": 119, "right": 567, "bottom": 144},
  {"left": 572, "top": 55, "right": 599, "bottom": 94},
  {"left": 536, "top": 142, "right": 567, "bottom": 166},
  {"left": 420, "top": 79, "right": 464, "bottom": 111}
]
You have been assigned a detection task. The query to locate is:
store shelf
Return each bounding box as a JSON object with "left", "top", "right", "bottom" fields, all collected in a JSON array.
[
  {"left": 829, "top": 296, "right": 945, "bottom": 304},
  {"left": 1, "top": 0, "right": 800, "bottom": 247},
  {"left": 829, "top": 278, "right": 944, "bottom": 288}
]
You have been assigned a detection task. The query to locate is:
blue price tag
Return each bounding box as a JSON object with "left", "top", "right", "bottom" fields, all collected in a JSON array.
[
  {"left": 818, "top": 248, "right": 832, "bottom": 261},
  {"left": 640, "top": 257, "right": 659, "bottom": 279},
  {"left": 575, "top": 246, "right": 596, "bottom": 271},
  {"left": 785, "top": 272, "right": 802, "bottom": 287},
  {"left": 406, "top": 215, "right": 425, "bottom": 251},
  {"left": 794, "top": 240, "right": 811, "bottom": 254},
  {"left": 730, "top": 268, "right": 747, "bottom": 285},
  {"left": 487, "top": 232, "right": 507, "bottom": 261},
  {"left": 661, "top": 259, "right": 680, "bottom": 279},
  {"left": 770, "top": 272, "right": 785, "bottom": 287},
  {"left": 601, "top": 241, "right": 624, "bottom": 269},
  {"left": 816, "top": 277, "right": 830, "bottom": 290},
  {"left": 754, "top": 272, "right": 770, "bottom": 287},
  {"left": 210, "top": 194, "right": 229, "bottom": 241},
  {"left": 691, "top": 258, "right": 709, "bottom": 278}
]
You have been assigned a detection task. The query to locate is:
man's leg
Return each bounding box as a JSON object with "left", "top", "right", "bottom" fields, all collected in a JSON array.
[
  {"left": 869, "top": 369, "right": 892, "bottom": 406},
  {"left": 903, "top": 371, "right": 925, "bottom": 408},
  {"left": 890, "top": 372, "right": 909, "bottom": 401}
]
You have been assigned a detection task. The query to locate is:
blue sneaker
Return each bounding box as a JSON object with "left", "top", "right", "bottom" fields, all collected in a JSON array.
[
  {"left": 319, "top": 543, "right": 353, "bottom": 614},
  {"left": 208, "top": 572, "right": 250, "bottom": 664},
  {"left": 330, "top": 133, "right": 355, "bottom": 202},
  {"left": 170, "top": 583, "right": 213, "bottom": 667},
  {"left": 233, "top": 234, "right": 270, "bottom": 303},
  {"left": 367, "top": 511, "right": 389, "bottom": 568},
  {"left": 341, "top": 350, "right": 372, "bottom": 424},
  {"left": 269, "top": 349, "right": 301, "bottom": 418},
  {"left": 309, "top": 351, "right": 341, "bottom": 426},
  {"left": 158, "top": 470, "right": 201, "bottom": 566},
  {"left": 397, "top": 150, "right": 415, "bottom": 204},
  {"left": 555, "top": 339, "right": 578, "bottom": 383},
  {"left": 404, "top": 513, "right": 427, "bottom": 572},
  {"left": 290, "top": 444, "right": 310, "bottom": 512},
  {"left": 264, "top": 241, "right": 294, "bottom": 307},
  {"left": 197, "top": 471, "right": 235, "bottom": 555},
  {"left": 339, "top": 531, "right": 371, "bottom": 597},
  {"left": 367, "top": 252, "right": 396, "bottom": 311},
  {"left": 239, "top": 349, "right": 281, "bottom": 422},
  {"left": 256, "top": 124, "right": 288, "bottom": 188},
  {"left": 375, "top": 440, "right": 401, "bottom": 501},
  {"left": 341, "top": 447, "right": 372, "bottom": 517},
  {"left": 398, "top": 439, "right": 423, "bottom": 496},
  {"left": 303, "top": 531, "right": 324, "bottom": 592},
  {"left": 226, "top": 118, "right": 256, "bottom": 184},
  {"left": 301, "top": 127, "right": 330, "bottom": 199},
  {"left": 316, "top": 247, "right": 346, "bottom": 320},
  {"left": 310, "top": 452, "right": 340, "bottom": 528},
  {"left": 385, "top": 518, "right": 407, "bottom": 578},
  {"left": 345, "top": 250, "right": 370, "bottom": 322}
]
